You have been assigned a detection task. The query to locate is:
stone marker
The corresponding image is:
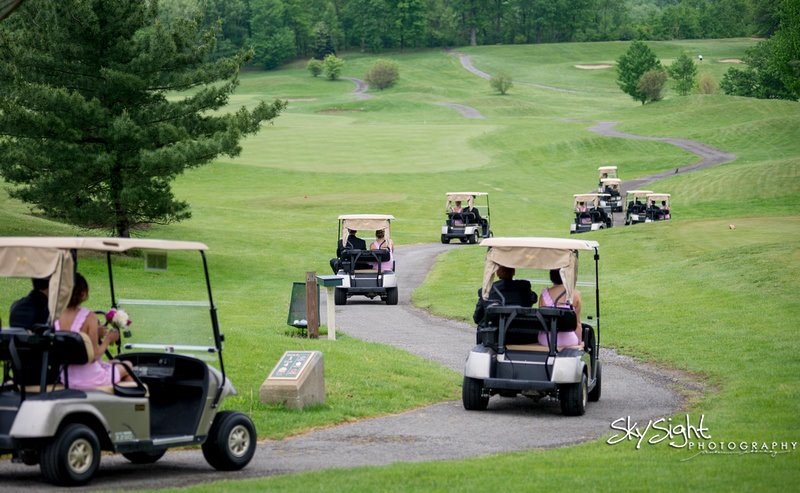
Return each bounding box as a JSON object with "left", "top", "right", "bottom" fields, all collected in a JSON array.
[{"left": 260, "top": 350, "right": 325, "bottom": 409}]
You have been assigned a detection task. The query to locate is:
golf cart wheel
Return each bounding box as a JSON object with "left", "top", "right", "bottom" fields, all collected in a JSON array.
[
  {"left": 588, "top": 361, "right": 602, "bottom": 402},
  {"left": 462, "top": 376, "right": 489, "bottom": 410},
  {"left": 40, "top": 423, "right": 100, "bottom": 486},
  {"left": 440, "top": 235, "right": 450, "bottom": 244},
  {"left": 468, "top": 232, "right": 478, "bottom": 244},
  {"left": 458, "top": 237, "right": 467, "bottom": 243},
  {"left": 385, "top": 287, "right": 398, "bottom": 305},
  {"left": 334, "top": 288, "right": 347, "bottom": 305},
  {"left": 202, "top": 411, "right": 257, "bottom": 471},
  {"left": 122, "top": 449, "right": 167, "bottom": 464},
  {"left": 559, "top": 372, "right": 588, "bottom": 416}
]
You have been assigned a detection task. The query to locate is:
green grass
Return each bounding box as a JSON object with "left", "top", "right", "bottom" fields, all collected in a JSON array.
[{"left": 2, "top": 38, "right": 800, "bottom": 490}]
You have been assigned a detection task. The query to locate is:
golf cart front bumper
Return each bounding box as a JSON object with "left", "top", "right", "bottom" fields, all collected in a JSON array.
[{"left": 465, "top": 345, "right": 587, "bottom": 387}]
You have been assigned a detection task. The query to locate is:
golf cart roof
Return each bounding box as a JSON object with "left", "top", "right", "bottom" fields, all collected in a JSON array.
[
  {"left": 338, "top": 215, "right": 395, "bottom": 240},
  {"left": 446, "top": 192, "right": 488, "bottom": 199},
  {"left": 626, "top": 190, "right": 653, "bottom": 197},
  {"left": 646, "top": 193, "right": 671, "bottom": 200},
  {"left": 600, "top": 178, "right": 621, "bottom": 185},
  {"left": 479, "top": 237, "right": 599, "bottom": 304},
  {"left": 574, "top": 193, "right": 609, "bottom": 200},
  {"left": 338, "top": 214, "right": 395, "bottom": 221},
  {"left": 597, "top": 166, "right": 617, "bottom": 172},
  {"left": 0, "top": 237, "right": 209, "bottom": 324}
]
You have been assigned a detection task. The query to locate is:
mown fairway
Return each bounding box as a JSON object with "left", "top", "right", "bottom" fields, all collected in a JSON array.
[{"left": 2, "top": 39, "right": 799, "bottom": 491}]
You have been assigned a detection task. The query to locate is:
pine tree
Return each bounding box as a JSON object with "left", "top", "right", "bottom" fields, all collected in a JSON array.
[{"left": 0, "top": 0, "right": 285, "bottom": 237}]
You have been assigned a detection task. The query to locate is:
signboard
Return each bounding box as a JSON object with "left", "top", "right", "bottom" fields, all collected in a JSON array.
[{"left": 269, "top": 351, "right": 314, "bottom": 380}]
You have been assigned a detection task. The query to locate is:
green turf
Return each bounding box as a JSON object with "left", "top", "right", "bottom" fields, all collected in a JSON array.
[{"left": 2, "top": 38, "right": 799, "bottom": 490}]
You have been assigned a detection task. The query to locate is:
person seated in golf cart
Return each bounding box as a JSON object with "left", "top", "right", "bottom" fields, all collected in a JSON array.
[
  {"left": 369, "top": 228, "right": 394, "bottom": 271},
  {"left": 330, "top": 229, "right": 369, "bottom": 273},
  {"left": 8, "top": 277, "right": 50, "bottom": 330},
  {"left": 472, "top": 265, "right": 537, "bottom": 324},
  {"left": 538, "top": 269, "right": 583, "bottom": 348}
]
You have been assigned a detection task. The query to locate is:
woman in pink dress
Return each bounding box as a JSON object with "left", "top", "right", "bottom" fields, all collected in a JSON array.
[
  {"left": 56, "top": 273, "right": 132, "bottom": 389},
  {"left": 369, "top": 229, "right": 394, "bottom": 271},
  {"left": 538, "top": 269, "right": 582, "bottom": 348}
]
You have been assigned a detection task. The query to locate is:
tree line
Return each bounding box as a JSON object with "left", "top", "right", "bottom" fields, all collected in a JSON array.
[{"left": 159, "top": 0, "right": 781, "bottom": 69}]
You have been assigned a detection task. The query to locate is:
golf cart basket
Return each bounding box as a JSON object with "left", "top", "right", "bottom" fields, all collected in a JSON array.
[{"left": 441, "top": 192, "right": 491, "bottom": 244}]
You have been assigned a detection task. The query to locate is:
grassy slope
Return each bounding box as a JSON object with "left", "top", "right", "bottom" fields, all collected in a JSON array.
[{"left": 2, "top": 39, "right": 799, "bottom": 490}]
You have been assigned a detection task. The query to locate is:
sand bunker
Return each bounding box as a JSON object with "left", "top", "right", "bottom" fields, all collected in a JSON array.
[
  {"left": 719, "top": 58, "right": 743, "bottom": 63},
  {"left": 575, "top": 64, "right": 613, "bottom": 70}
]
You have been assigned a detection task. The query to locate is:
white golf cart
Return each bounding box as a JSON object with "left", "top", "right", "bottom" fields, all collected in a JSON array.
[
  {"left": 599, "top": 178, "right": 623, "bottom": 213},
  {"left": 597, "top": 166, "right": 618, "bottom": 189},
  {"left": 645, "top": 193, "right": 672, "bottom": 222},
  {"left": 0, "top": 237, "right": 256, "bottom": 486},
  {"left": 463, "top": 237, "right": 602, "bottom": 416},
  {"left": 624, "top": 190, "right": 654, "bottom": 225},
  {"left": 441, "top": 192, "right": 491, "bottom": 244},
  {"left": 570, "top": 193, "right": 613, "bottom": 234},
  {"left": 332, "top": 214, "right": 398, "bottom": 305}
]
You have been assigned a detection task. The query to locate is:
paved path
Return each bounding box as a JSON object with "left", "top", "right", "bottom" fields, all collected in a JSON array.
[
  {"left": 435, "top": 102, "right": 485, "bottom": 119},
  {"left": 342, "top": 76, "right": 371, "bottom": 100},
  {"left": 0, "top": 244, "right": 690, "bottom": 492}
]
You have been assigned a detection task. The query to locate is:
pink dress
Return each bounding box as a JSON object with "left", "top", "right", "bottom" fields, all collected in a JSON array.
[
  {"left": 538, "top": 289, "right": 580, "bottom": 347},
  {"left": 57, "top": 307, "right": 121, "bottom": 389},
  {"left": 369, "top": 240, "right": 394, "bottom": 272}
]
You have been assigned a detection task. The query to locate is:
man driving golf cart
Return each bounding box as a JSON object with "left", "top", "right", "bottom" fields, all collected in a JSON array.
[
  {"left": 332, "top": 214, "right": 398, "bottom": 305},
  {"left": 570, "top": 193, "right": 613, "bottom": 234},
  {"left": 645, "top": 193, "right": 671, "bottom": 222},
  {"left": 624, "top": 190, "right": 654, "bottom": 225},
  {"left": 0, "top": 237, "right": 256, "bottom": 486},
  {"left": 599, "top": 178, "right": 622, "bottom": 213},
  {"left": 441, "top": 192, "right": 491, "bottom": 244},
  {"left": 463, "top": 237, "right": 602, "bottom": 416}
]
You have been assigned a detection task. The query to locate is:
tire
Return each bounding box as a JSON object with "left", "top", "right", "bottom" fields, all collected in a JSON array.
[
  {"left": 40, "top": 423, "right": 100, "bottom": 486},
  {"left": 334, "top": 288, "right": 347, "bottom": 306},
  {"left": 385, "top": 287, "right": 398, "bottom": 305},
  {"left": 468, "top": 232, "right": 478, "bottom": 244},
  {"left": 462, "top": 376, "right": 489, "bottom": 411},
  {"left": 588, "top": 361, "right": 602, "bottom": 402},
  {"left": 440, "top": 235, "right": 450, "bottom": 244},
  {"left": 202, "top": 411, "right": 257, "bottom": 471},
  {"left": 560, "top": 372, "right": 588, "bottom": 416},
  {"left": 122, "top": 449, "right": 167, "bottom": 464},
  {"left": 458, "top": 237, "right": 467, "bottom": 243}
]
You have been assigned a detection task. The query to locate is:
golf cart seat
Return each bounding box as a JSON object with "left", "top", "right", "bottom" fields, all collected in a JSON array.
[
  {"left": 462, "top": 212, "right": 477, "bottom": 225},
  {"left": 340, "top": 248, "right": 391, "bottom": 273},
  {"left": 478, "top": 306, "right": 580, "bottom": 353},
  {"left": 447, "top": 212, "right": 465, "bottom": 226}
]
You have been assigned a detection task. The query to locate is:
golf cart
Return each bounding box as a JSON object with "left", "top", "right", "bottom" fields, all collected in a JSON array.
[
  {"left": 597, "top": 166, "right": 618, "bottom": 189},
  {"left": 645, "top": 193, "right": 671, "bottom": 222},
  {"left": 599, "top": 178, "right": 623, "bottom": 213},
  {"left": 441, "top": 192, "right": 492, "bottom": 244},
  {"left": 0, "top": 237, "right": 256, "bottom": 486},
  {"left": 332, "top": 214, "right": 398, "bottom": 305},
  {"left": 463, "top": 237, "right": 602, "bottom": 416},
  {"left": 570, "top": 193, "right": 613, "bottom": 234},
  {"left": 624, "top": 190, "right": 654, "bottom": 225}
]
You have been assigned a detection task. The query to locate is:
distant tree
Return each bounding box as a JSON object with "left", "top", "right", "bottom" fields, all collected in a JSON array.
[
  {"left": 490, "top": 73, "right": 513, "bottom": 95},
  {"left": 323, "top": 53, "right": 344, "bottom": 80},
  {"left": 637, "top": 68, "right": 668, "bottom": 103},
  {"left": 668, "top": 52, "right": 697, "bottom": 95},
  {"left": 312, "top": 21, "right": 336, "bottom": 59},
  {"left": 364, "top": 59, "right": 399, "bottom": 90},
  {"left": 307, "top": 58, "right": 323, "bottom": 77},
  {"left": 250, "top": 0, "right": 296, "bottom": 69},
  {"left": 698, "top": 73, "right": 718, "bottom": 94},
  {"left": 617, "top": 40, "right": 663, "bottom": 104},
  {"left": 395, "top": 0, "right": 426, "bottom": 49},
  {"left": 0, "top": 0, "right": 285, "bottom": 238},
  {"left": 721, "top": 37, "right": 797, "bottom": 101}
]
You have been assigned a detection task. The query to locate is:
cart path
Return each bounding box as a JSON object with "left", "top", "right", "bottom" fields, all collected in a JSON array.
[
  {"left": 342, "top": 76, "right": 372, "bottom": 100},
  {"left": 455, "top": 52, "right": 580, "bottom": 93},
  {"left": 0, "top": 243, "right": 696, "bottom": 492},
  {"left": 435, "top": 101, "right": 485, "bottom": 119}
]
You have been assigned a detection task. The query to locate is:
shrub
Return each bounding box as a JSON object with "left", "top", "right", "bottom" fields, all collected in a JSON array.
[
  {"left": 490, "top": 73, "right": 513, "bottom": 95},
  {"left": 307, "top": 58, "right": 323, "bottom": 77},
  {"left": 698, "top": 73, "right": 718, "bottom": 94},
  {"left": 636, "top": 68, "right": 667, "bottom": 103},
  {"left": 323, "top": 54, "right": 344, "bottom": 81},
  {"left": 364, "top": 59, "right": 399, "bottom": 90}
]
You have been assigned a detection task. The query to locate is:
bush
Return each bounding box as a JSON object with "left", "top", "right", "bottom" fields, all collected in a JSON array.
[
  {"left": 636, "top": 68, "right": 667, "bottom": 103},
  {"left": 323, "top": 54, "right": 344, "bottom": 81},
  {"left": 490, "top": 73, "right": 513, "bottom": 95},
  {"left": 364, "top": 59, "right": 399, "bottom": 90},
  {"left": 698, "top": 73, "right": 718, "bottom": 94},
  {"left": 307, "top": 59, "right": 323, "bottom": 77}
]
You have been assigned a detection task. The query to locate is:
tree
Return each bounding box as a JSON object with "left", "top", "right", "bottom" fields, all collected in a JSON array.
[
  {"left": 307, "top": 58, "right": 323, "bottom": 77},
  {"left": 364, "top": 59, "right": 399, "bottom": 90},
  {"left": 637, "top": 68, "right": 667, "bottom": 103},
  {"left": 617, "top": 40, "right": 663, "bottom": 104},
  {"left": 668, "top": 52, "right": 697, "bottom": 96},
  {"left": 0, "top": 0, "right": 285, "bottom": 238},
  {"left": 323, "top": 53, "right": 344, "bottom": 80},
  {"left": 490, "top": 73, "right": 513, "bottom": 95}
]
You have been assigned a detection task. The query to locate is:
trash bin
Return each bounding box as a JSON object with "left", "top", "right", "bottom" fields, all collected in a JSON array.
[{"left": 287, "top": 282, "right": 319, "bottom": 329}]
